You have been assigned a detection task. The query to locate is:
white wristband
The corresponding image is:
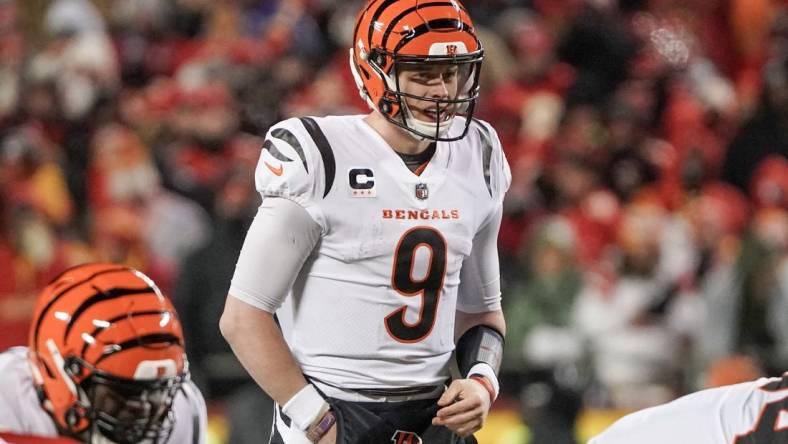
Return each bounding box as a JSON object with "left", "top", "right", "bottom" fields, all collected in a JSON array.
[
  {"left": 467, "top": 362, "right": 500, "bottom": 400},
  {"left": 281, "top": 384, "right": 330, "bottom": 431}
]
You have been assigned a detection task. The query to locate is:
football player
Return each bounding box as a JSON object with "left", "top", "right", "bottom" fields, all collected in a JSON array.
[
  {"left": 220, "top": 0, "right": 510, "bottom": 443},
  {"left": 0, "top": 263, "right": 207, "bottom": 444},
  {"left": 589, "top": 373, "right": 788, "bottom": 443}
]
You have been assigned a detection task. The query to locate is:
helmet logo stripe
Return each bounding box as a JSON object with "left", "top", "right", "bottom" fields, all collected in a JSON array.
[
  {"left": 94, "top": 333, "right": 182, "bottom": 366},
  {"left": 393, "top": 18, "right": 472, "bottom": 53},
  {"left": 33, "top": 267, "right": 129, "bottom": 347},
  {"left": 79, "top": 310, "right": 172, "bottom": 358},
  {"left": 380, "top": 2, "right": 458, "bottom": 49},
  {"left": 63, "top": 287, "right": 156, "bottom": 342}
]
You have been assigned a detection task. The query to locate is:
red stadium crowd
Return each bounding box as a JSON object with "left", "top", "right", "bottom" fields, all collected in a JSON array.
[{"left": 0, "top": 0, "right": 787, "bottom": 442}]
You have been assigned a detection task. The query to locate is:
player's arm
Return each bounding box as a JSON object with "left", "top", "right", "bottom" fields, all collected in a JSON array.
[
  {"left": 434, "top": 203, "right": 506, "bottom": 437},
  {"left": 220, "top": 197, "right": 332, "bottom": 439}
]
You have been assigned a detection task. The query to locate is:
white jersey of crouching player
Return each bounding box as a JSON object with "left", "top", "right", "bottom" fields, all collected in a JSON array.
[{"left": 590, "top": 373, "right": 788, "bottom": 444}]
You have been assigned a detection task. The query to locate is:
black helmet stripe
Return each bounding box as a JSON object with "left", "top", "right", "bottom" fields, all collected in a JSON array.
[
  {"left": 381, "top": 2, "right": 460, "bottom": 50},
  {"left": 352, "top": 0, "right": 386, "bottom": 52},
  {"left": 33, "top": 266, "right": 129, "bottom": 347},
  {"left": 63, "top": 287, "right": 157, "bottom": 342},
  {"left": 80, "top": 310, "right": 172, "bottom": 358},
  {"left": 94, "top": 333, "right": 183, "bottom": 366},
  {"left": 394, "top": 18, "right": 474, "bottom": 54},
  {"left": 366, "top": 0, "right": 400, "bottom": 46}
]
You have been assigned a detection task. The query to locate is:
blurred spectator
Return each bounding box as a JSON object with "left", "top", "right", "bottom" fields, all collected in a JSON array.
[
  {"left": 87, "top": 123, "right": 210, "bottom": 291},
  {"left": 680, "top": 183, "right": 750, "bottom": 374},
  {"left": 724, "top": 50, "right": 788, "bottom": 191},
  {"left": 503, "top": 217, "right": 584, "bottom": 444},
  {"left": 0, "top": 0, "right": 22, "bottom": 127},
  {"left": 173, "top": 151, "right": 273, "bottom": 444},
  {"left": 573, "top": 200, "right": 697, "bottom": 409}
]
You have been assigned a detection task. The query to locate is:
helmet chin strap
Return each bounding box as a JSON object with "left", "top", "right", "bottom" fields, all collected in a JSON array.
[{"left": 400, "top": 100, "right": 454, "bottom": 141}]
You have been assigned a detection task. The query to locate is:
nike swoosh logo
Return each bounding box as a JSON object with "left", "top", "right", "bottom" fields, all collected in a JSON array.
[{"left": 264, "top": 161, "right": 283, "bottom": 176}]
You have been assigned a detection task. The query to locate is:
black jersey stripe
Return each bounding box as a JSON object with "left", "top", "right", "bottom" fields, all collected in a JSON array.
[
  {"left": 64, "top": 287, "right": 156, "bottom": 342},
  {"left": 262, "top": 140, "right": 293, "bottom": 162},
  {"left": 94, "top": 333, "right": 183, "bottom": 365},
  {"left": 271, "top": 128, "right": 308, "bottom": 172},
  {"left": 299, "top": 117, "right": 336, "bottom": 198},
  {"left": 473, "top": 119, "right": 494, "bottom": 197}
]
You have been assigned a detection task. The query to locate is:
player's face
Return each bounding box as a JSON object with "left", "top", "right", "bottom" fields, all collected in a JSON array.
[
  {"left": 84, "top": 377, "right": 178, "bottom": 444},
  {"left": 397, "top": 63, "right": 463, "bottom": 123}
]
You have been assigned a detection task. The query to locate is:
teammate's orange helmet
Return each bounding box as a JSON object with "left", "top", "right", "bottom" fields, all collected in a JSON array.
[
  {"left": 28, "top": 263, "right": 187, "bottom": 444},
  {"left": 350, "top": 0, "right": 484, "bottom": 141}
]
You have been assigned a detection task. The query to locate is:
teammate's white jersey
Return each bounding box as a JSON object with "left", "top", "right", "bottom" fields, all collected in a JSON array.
[
  {"left": 590, "top": 374, "right": 788, "bottom": 444},
  {"left": 230, "top": 115, "right": 510, "bottom": 393},
  {"left": 0, "top": 347, "right": 207, "bottom": 444}
]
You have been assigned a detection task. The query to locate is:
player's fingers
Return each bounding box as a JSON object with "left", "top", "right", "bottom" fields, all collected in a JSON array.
[
  {"left": 435, "top": 394, "right": 484, "bottom": 422},
  {"left": 437, "top": 407, "right": 482, "bottom": 427},
  {"left": 437, "top": 382, "right": 462, "bottom": 406}
]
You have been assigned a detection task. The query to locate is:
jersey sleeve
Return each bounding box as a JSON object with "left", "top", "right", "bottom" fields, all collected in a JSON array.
[
  {"left": 455, "top": 120, "right": 510, "bottom": 313},
  {"left": 254, "top": 117, "right": 329, "bottom": 231},
  {"left": 456, "top": 203, "right": 503, "bottom": 313},
  {"left": 474, "top": 119, "right": 511, "bottom": 205}
]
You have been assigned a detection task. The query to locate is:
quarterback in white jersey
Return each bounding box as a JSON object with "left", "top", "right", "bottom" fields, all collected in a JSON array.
[
  {"left": 0, "top": 263, "right": 207, "bottom": 444},
  {"left": 221, "top": 0, "right": 510, "bottom": 442},
  {"left": 590, "top": 374, "right": 788, "bottom": 444}
]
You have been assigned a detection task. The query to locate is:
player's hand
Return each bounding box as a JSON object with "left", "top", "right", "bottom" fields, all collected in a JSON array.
[
  {"left": 432, "top": 378, "right": 492, "bottom": 437},
  {"left": 315, "top": 422, "right": 337, "bottom": 444}
]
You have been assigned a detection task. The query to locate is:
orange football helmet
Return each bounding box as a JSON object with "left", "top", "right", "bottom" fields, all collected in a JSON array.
[
  {"left": 350, "top": 0, "right": 484, "bottom": 141},
  {"left": 28, "top": 263, "right": 187, "bottom": 444}
]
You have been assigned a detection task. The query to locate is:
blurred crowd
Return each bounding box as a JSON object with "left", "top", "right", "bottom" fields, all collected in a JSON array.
[{"left": 1, "top": 0, "right": 787, "bottom": 442}]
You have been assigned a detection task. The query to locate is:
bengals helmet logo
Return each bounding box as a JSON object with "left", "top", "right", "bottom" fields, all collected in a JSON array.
[
  {"left": 391, "top": 430, "right": 422, "bottom": 444},
  {"left": 446, "top": 44, "right": 458, "bottom": 56}
]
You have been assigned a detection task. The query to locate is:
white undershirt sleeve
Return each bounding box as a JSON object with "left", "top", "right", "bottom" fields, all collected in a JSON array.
[
  {"left": 456, "top": 203, "right": 504, "bottom": 313},
  {"left": 229, "top": 197, "right": 322, "bottom": 313}
]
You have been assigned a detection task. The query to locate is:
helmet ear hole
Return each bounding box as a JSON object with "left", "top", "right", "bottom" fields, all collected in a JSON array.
[
  {"left": 65, "top": 357, "right": 83, "bottom": 378},
  {"left": 372, "top": 51, "right": 387, "bottom": 68},
  {"left": 65, "top": 405, "right": 86, "bottom": 428},
  {"left": 379, "top": 99, "right": 392, "bottom": 114}
]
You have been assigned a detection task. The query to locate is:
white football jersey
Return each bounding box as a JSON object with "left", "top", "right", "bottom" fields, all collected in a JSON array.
[
  {"left": 232, "top": 115, "right": 510, "bottom": 392},
  {"left": 0, "top": 347, "right": 207, "bottom": 444},
  {"left": 590, "top": 374, "right": 788, "bottom": 444}
]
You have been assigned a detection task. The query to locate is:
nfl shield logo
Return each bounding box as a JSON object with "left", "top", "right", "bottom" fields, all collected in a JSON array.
[{"left": 415, "top": 183, "right": 429, "bottom": 200}]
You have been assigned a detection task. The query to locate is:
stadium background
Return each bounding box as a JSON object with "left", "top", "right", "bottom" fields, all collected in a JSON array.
[{"left": 1, "top": 0, "right": 787, "bottom": 442}]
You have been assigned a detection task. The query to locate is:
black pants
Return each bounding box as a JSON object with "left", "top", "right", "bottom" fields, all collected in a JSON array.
[{"left": 270, "top": 397, "right": 478, "bottom": 444}]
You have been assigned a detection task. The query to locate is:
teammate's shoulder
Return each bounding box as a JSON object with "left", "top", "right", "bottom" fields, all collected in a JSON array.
[
  {"left": 268, "top": 115, "right": 357, "bottom": 139},
  {"left": 0, "top": 347, "right": 31, "bottom": 379}
]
